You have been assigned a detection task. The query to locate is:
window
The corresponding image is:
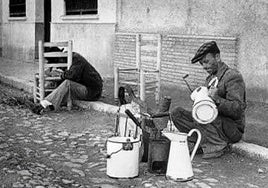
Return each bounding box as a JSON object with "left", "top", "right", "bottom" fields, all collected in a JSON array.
[
  {"left": 65, "top": 0, "right": 98, "bottom": 15},
  {"left": 9, "top": 0, "right": 26, "bottom": 17}
]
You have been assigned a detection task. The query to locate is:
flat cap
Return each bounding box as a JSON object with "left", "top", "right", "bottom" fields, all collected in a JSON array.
[{"left": 191, "top": 41, "right": 220, "bottom": 64}]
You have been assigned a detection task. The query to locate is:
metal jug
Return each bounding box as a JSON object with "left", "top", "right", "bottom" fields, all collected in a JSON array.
[
  {"left": 191, "top": 86, "right": 218, "bottom": 124},
  {"left": 191, "top": 77, "right": 219, "bottom": 124},
  {"left": 162, "top": 129, "right": 201, "bottom": 181}
]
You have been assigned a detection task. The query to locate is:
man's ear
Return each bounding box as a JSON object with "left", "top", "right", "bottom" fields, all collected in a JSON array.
[{"left": 215, "top": 53, "right": 221, "bottom": 62}]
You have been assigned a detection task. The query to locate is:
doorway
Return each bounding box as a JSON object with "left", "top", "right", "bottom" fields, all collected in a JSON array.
[{"left": 44, "top": 0, "right": 51, "bottom": 42}]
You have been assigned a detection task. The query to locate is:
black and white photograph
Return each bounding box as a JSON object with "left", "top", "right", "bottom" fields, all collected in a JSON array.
[{"left": 0, "top": 0, "right": 267, "bottom": 187}]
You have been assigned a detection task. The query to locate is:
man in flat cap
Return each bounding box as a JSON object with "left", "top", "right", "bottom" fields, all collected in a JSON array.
[{"left": 171, "top": 41, "right": 247, "bottom": 159}]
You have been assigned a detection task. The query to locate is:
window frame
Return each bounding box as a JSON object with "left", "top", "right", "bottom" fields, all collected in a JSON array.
[
  {"left": 65, "top": 0, "right": 98, "bottom": 16},
  {"left": 9, "top": 0, "right": 26, "bottom": 18}
]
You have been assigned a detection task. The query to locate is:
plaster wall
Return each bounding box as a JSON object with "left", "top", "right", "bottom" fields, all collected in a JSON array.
[
  {"left": 0, "top": 0, "right": 2, "bottom": 56},
  {"left": 117, "top": 0, "right": 268, "bottom": 103},
  {"left": 51, "top": 23, "right": 115, "bottom": 77},
  {"left": 51, "top": 0, "right": 117, "bottom": 77},
  {"left": 1, "top": 0, "right": 44, "bottom": 62}
]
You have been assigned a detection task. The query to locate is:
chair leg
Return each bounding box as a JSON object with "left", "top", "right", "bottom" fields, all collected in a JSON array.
[
  {"left": 140, "top": 70, "right": 146, "bottom": 101},
  {"left": 67, "top": 86, "right": 72, "bottom": 111},
  {"left": 33, "top": 75, "right": 37, "bottom": 103},
  {"left": 114, "top": 67, "right": 119, "bottom": 103},
  {"left": 155, "top": 89, "right": 160, "bottom": 104},
  {"left": 155, "top": 77, "right": 161, "bottom": 104}
]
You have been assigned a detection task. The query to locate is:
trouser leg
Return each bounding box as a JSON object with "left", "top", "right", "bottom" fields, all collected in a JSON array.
[
  {"left": 45, "top": 80, "right": 88, "bottom": 110},
  {"left": 170, "top": 106, "right": 228, "bottom": 154}
]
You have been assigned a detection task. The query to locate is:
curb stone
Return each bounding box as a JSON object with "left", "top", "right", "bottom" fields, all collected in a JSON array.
[
  {"left": 232, "top": 141, "right": 268, "bottom": 161},
  {"left": 73, "top": 100, "right": 119, "bottom": 114},
  {"left": 0, "top": 74, "right": 33, "bottom": 94}
]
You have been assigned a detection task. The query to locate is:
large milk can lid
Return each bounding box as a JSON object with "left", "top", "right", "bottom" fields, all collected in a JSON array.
[{"left": 192, "top": 100, "right": 218, "bottom": 124}]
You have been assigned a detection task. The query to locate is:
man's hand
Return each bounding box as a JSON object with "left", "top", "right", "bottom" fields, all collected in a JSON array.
[
  {"left": 54, "top": 68, "right": 63, "bottom": 73},
  {"left": 208, "top": 86, "right": 218, "bottom": 100},
  {"left": 60, "top": 71, "right": 66, "bottom": 80}
]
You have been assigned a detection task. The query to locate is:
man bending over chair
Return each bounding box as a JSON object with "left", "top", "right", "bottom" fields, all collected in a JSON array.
[{"left": 32, "top": 52, "right": 103, "bottom": 114}]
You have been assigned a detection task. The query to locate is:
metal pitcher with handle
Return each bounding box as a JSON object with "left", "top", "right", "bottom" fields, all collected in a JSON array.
[{"left": 162, "top": 129, "right": 201, "bottom": 181}]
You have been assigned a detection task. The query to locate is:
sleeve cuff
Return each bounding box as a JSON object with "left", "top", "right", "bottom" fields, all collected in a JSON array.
[{"left": 212, "top": 97, "right": 222, "bottom": 106}]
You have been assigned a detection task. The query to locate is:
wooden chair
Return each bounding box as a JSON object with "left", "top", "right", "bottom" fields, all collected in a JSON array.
[
  {"left": 114, "top": 33, "right": 161, "bottom": 103},
  {"left": 33, "top": 40, "right": 73, "bottom": 109}
]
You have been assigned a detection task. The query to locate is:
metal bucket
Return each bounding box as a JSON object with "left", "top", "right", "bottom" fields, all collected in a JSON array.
[
  {"left": 106, "top": 136, "right": 141, "bottom": 178},
  {"left": 148, "top": 137, "right": 170, "bottom": 174}
]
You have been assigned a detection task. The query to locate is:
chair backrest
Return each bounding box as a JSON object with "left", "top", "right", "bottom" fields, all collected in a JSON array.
[
  {"left": 114, "top": 33, "right": 161, "bottom": 72},
  {"left": 139, "top": 33, "right": 161, "bottom": 72},
  {"left": 38, "top": 40, "right": 73, "bottom": 100}
]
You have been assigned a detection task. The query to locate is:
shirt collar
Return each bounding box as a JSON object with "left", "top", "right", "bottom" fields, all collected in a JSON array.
[
  {"left": 206, "top": 61, "right": 229, "bottom": 84},
  {"left": 215, "top": 61, "right": 229, "bottom": 80}
]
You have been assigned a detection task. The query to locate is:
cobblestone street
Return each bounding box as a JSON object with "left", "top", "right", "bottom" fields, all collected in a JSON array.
[{"left": 0, "top": 84, "right": 268, "bottom": 188}]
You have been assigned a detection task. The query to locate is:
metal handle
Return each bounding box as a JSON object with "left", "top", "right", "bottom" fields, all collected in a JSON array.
[
  {"left": 106, "top": 139, "right": 133, "bottom": 159},
  {"left": 208, "top": 77, "right": 219, "bottom": 89},
  {"left": 125, "top": 109, "right": 142, "bottom": 139},
  {"left": 106, "top": 147, "right": 123, "bottom": 159},
  {"left": 188, "top": 129, "right": 202, "bottom": 161},
  {"left": 125, "top": 109, "right": 141, "bottom": 128}
]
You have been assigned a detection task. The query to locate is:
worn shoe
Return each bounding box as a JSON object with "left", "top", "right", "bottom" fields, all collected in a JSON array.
[
  {"left": 48, "top": 105, "right": 55, "bottom": 111},
  {"left": 202, "top": 146, "right": 230, "bottom": 159},
  {"left": 31, "top": 104, "right": 44, "bottom": 115}
]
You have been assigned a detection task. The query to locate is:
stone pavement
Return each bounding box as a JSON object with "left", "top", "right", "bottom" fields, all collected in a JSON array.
[
  {"left": 0, "top": 57, "right": 268, "bottom": 161},
  {"left": 0, "top": 93, "right": 267, "bottom": 188}
]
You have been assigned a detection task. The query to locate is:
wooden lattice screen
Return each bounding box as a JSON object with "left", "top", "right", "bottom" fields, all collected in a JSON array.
[{"left": 114, "top": 33, "right": 238, "bottom": 90}]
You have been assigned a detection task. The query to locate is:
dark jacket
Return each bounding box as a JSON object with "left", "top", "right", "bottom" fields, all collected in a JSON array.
[
  {"left": 61, "top": 52, "right": 103, "bottom": 100},
  {"left": 205, "top": 62, "right": 247, "bottom": 142}
]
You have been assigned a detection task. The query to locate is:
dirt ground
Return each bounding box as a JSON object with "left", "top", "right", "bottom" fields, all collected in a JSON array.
[{"left": 100, "top": 78, "right": 268, "bottom": 148}]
